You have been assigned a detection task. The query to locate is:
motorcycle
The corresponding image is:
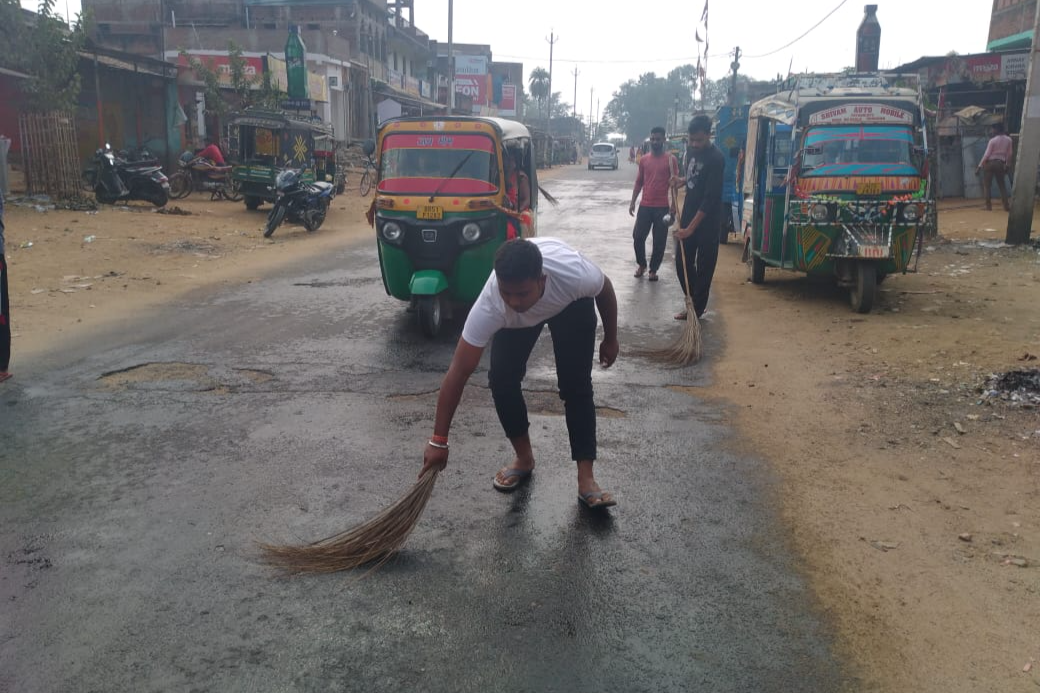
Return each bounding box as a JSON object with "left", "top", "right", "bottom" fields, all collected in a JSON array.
[
  {"left": 92, "top": 144, "right": 169, "bottom": 207},
  {"left": 263, "top": 169, "right": 334, "bottom": 238},
  {"left": 168, "top": 152, "right": 243, "bottom": 201}
]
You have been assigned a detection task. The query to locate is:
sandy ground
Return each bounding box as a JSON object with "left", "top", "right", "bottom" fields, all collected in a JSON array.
[
  {"left": 702, "top": 200, "right": 1040, "bottom": 692},
  {"left": 4, "top": 176, "right": 1039, "bottom": 690}
]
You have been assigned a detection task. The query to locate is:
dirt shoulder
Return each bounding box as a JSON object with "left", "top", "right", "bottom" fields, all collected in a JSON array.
[{"left": 702, "top": 200, "right": 1040, "bottom": 691}]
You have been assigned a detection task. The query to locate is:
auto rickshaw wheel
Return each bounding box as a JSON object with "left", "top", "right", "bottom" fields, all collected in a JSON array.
[
  {"left": 417, "top": 295, "right": 443, "bottom": 337},
  {"left": 244, "top": 196, "right": 262, "bottom": 211},
  {"left": 748, "top": 254, "right": 765, "bottom": 284},
  {"left": 850, "top": 262, "right": 877, "bottom": 313}
]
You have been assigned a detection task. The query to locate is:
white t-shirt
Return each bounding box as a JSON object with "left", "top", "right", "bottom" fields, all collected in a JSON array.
[{"left": 461, "top": 237, "right": 606, "bottom": 348}]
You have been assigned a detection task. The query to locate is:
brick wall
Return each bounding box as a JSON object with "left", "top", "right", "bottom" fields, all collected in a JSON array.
[{"left": 989, "top": 0, "right": 1037, "bottom": 43}]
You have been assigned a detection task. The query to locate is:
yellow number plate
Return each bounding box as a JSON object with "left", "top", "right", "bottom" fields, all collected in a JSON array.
[
  {"left": 417, "top": 205, "right": 443, "bottom": 220},
  {"left": 856, "top": 181, "right": 882, "bottom": 196}
]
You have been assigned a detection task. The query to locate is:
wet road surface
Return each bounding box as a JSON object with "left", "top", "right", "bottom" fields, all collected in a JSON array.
[{"left": 0, "top": 163, "right": 851, "bottom": 692}]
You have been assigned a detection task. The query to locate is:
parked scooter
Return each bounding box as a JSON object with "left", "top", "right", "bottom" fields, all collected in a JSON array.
[
  {"left": 263, "top": 168, "right": 334, "bottom": 238},
  {"left": 168, "top": 152, "right": 243, "bottom": 201},
  {"left": 92, "top": 144, "right": 169, "bottom": 207}
]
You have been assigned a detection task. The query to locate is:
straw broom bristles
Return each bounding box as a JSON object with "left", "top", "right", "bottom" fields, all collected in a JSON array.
[
  {"left": 258, "top": 469, "right": 440, "bottom": 574},
  {"left": 640, "top": 240, "right": 702, "bottom": 366}
]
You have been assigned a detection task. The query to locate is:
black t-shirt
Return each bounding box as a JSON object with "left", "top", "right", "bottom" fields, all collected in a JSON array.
[{"left": 680, "top": 144, "right": 725, "bottom": 230}]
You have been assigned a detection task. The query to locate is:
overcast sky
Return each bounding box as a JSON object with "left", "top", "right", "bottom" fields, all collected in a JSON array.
[
  {"left": 420, "top": 0, "right": 993, "bottom": 119},
  {"left": 36, "top": 0, "right": 994, "bottom": 120}
]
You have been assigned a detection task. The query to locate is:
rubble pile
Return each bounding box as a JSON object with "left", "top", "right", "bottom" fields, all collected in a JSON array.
[{"left": 981, "top": 368, "right": 1040, "bottom": 408}]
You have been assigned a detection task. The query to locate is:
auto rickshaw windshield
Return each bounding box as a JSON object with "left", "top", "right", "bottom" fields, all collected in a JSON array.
[
  {"left": 801, "top": 125, "right": 917, "bottom": 176},
  {"left": 378, "top": 132, "right": 501, "bottom": 195}
]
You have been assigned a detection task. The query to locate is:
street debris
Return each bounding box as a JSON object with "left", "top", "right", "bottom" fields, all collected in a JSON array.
[
  {"left": 958, "top": 533, "right": 973, "bottom": 542},
  {"left": 862, "top": 538, "right": 900, "bottom": 552},
  {"left": 980, "top": 368, "right": 1040, "bottom": 408},
  {"left": 156, "top": 206, "right": 192, "bottom": 216},
  {"left": 941, "top": 437, "right": 962, "bottom": 450}
]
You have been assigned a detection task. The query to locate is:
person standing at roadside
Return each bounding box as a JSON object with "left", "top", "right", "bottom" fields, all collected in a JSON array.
[
  {"left": 0, "top": 190, "right": 11, "bottom": 383},
  {"left": 629, "top": 126, "right": 679, "bottom": 282},
  {"left": 672, "top": 115, "right": 725, "bottom": 320},
  {"left": 976, "top": 122, "right": 1013, "bottom": 212}
]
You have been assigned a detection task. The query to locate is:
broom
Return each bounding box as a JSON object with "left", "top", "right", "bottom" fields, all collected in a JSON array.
[
  {"left": 259, "top": 469, "right": 440, "bottom": 574},
  {"left": 642, "top": 238, "right": 702, "bottom": 366}
]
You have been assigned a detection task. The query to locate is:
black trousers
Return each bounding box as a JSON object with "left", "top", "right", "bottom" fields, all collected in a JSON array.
[
  {"left": 675, "top": 225, "right": 720, "bottom": 318},
  {"left": 1, "top": 254, "right": 9, "bottom": 371},
  {"left": 632, "top": 205, "right": 671, "bottom": 272},
  {"left": 488, "top": 298, "right": 597, "bottom": 462}
]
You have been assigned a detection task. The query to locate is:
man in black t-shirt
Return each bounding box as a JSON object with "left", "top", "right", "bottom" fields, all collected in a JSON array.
[{"left": 671, "top": 115, "right": 725, "bottom": 320}]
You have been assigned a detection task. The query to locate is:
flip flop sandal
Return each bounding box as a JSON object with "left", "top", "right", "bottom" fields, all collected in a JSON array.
[
  {"left": 492, "top": 467, "right": 533, "bottom": 492},
  {"left": 634, "top": 266, "right": 646, "bottom": 278},
  {"left": 0, "top": 372, "right": 11, "bottom": 383},
  {"left": 578, "top": 490, "right": 617, "bottom": 509},
  {"left": 648, "top": 272, "right": 659, "bottom": 282}
]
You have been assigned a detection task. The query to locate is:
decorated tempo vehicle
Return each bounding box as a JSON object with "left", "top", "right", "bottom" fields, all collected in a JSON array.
[
  {"left": 227, "top": 110, "right": 341, "bottom": 210},
  {"left": 371, "top": 117, "right": 539, "bottom": 336},
  {"left": 741, "top": 73, "right": 933, "bottom": 312}
]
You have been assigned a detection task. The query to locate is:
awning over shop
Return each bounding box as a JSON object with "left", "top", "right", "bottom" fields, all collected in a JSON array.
[{"left": 372, "top": 80, "right": 446, "bottom": 113}]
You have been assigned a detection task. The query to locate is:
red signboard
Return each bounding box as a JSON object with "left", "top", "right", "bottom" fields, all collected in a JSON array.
[
  {"left": 177, "top": 53, "right": 265, "bottom": 86},
  {"left": 455, "top": 74, "right": 489, "bottom": 108},
  {"left": 966, "top": 55, "right": 1001, "bottom": 81},
  {"left": 498, "top": 84, "right": 517, "bottom": 115}
]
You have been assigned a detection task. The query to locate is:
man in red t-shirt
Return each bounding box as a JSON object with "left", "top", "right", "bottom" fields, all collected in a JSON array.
[
  {"left": 629, "top": 126, "right": 678, "bottom": 281},
  {"left": 197, "top": 138, "right": 225, "bottom": 166}
]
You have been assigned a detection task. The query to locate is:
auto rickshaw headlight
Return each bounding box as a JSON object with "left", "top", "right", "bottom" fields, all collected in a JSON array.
[
  {"left": 461, "top": 222, "right": 482, "bottom": 242},
  {"left": 382, "top": 221, "right": 403, "bottom": 242},
  {"left": 809, "top": 203, "right": 830, "bottom": 222},
  {"left": 901, "top": 203, "right": 920, "bottom": 222}
]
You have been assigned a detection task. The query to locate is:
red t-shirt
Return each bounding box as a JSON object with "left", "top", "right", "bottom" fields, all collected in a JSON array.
[
  {"left": 635, "top": 151, "right": 677, "bottom": 208},
  {"left": 198, "top": 144, "right": 225, "bottom": 165}
]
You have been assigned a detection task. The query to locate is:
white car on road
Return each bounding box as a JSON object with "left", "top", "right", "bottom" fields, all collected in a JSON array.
[{"left": 588, "top": 142, "right": 619, "bottom": 170}]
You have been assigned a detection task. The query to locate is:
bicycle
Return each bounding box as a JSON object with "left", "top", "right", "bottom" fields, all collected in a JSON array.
[{"left": 359, "top": 156, "right": 377, "bottom": 197}]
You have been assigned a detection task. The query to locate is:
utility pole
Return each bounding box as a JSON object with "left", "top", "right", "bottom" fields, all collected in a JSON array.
[
  {"left": 589, "top": 86, "right": 593, "bottom": 143},
  {"left": 1007, "top": 0, "right": 1040, "bottom": 244},
  {"left": 729, "top": 46, "right": 742, "bottom": 106},
  {"left": 447, "top": 0, "right": 455, "bottom": 113},
  {"left": 546, "top": 31, "right": 558, "bottom": 135},
  {"left": 571, "top": 66, "right": 579, "bottom": 118}
]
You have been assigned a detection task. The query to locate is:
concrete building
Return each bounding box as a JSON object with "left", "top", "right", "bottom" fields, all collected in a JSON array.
[{"left": 82, "top": 0, "right": 444, "bottom": 139}]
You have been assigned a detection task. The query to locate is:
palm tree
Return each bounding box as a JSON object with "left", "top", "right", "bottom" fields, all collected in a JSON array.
[{"left": 528, "top": 67, "right": 550, "bottom": 120}]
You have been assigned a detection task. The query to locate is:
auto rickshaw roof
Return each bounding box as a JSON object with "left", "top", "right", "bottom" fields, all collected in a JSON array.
[
  {"left": 749, "top": 73, "right": 921, "bottom": 126},
  {"left": 228, "top": 109, "right": 335, "bottom": 135},
  {"left": 380, "top": 116, "right": 532, "bottom": 143}
]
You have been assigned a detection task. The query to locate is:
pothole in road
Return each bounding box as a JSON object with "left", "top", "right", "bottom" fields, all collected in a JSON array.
[
  {"left": 98, "top": 362, "right": 274, "bottom": 393},
  {"left": 293, "top": 277, "right": 380, "bottom": 288}
]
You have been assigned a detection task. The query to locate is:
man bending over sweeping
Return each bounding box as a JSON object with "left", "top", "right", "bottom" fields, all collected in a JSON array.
[{"left": 420, "top": 238, "right": 620, "bottom": 509}]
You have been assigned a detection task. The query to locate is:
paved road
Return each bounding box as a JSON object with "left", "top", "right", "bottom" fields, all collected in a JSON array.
[{"left": 0, "top": 163, "right": 851, "bottom": 692}]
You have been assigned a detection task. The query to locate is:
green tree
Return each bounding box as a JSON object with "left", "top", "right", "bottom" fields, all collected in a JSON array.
[
  {"left": 181, "top": 41, "right": 285, "bottom": 120},
  {"left": 549, "top": 92, "right": 571, "bottom": 119},
  {"left": 528, "top": 67, "right": 550, "bottom": 119},
  {"left": 0, "top": 0, "right": 89, "bottom": 112}
]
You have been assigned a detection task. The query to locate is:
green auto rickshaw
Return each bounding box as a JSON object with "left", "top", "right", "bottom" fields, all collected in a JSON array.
[
  {"left": 228, "top": 109, "right": 342, "bottom": 210},
  {"left": 371, "top": 116, "right": 539, "bottom": 337}
]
